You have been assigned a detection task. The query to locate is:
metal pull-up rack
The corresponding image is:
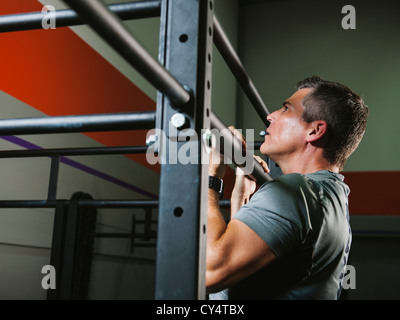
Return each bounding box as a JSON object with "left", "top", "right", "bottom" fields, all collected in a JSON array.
[{"left": 0, "top": 0, "right": 273, "bottom": 299}]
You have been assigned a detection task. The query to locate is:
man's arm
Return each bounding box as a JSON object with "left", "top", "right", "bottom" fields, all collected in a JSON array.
[
  {"left": 230, "top": 156, "right": 268, "bottom": 218},
  {"left": 206, "top": 130, "right": 275, "bottom": 292},
  {"left": 206, "top": 187, "right": 276, "bottom": 292}
]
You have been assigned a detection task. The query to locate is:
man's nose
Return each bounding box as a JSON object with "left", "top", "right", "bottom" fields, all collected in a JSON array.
[
  {"left": 266, "top": 113, "right": 274, "bottom": 124},
  {"left": 267, "top": 108, "right": 280, "bottom": 123}
]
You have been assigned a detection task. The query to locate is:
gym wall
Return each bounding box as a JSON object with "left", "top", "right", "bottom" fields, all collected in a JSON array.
[{"left": 2, "top": 0, "right": 397, "bottom": 300}]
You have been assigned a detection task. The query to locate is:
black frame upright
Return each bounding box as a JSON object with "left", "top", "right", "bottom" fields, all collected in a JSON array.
[{"left": 155, "top": 0, "right": 214, "bottom": 300}]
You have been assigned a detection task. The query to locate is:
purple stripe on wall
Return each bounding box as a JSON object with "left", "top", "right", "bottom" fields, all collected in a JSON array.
[
  {"left": 1, "top": 135, "right": 41, "bottom": 150},
  {"left": 0, "top": 135, "right": 158, "bottom": 200}
]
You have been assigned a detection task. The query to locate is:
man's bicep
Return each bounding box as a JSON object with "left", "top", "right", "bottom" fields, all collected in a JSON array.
[
  {"left": 207, "top": 219, "right": 276, "bottom": 291},
  {"left": 227, "top": 219, "right": 277, "bottom": 268}
]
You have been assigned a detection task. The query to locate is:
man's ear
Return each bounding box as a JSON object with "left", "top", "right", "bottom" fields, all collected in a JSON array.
[{"left": 306, "top": 120, "right": 328, "bottom": 143}]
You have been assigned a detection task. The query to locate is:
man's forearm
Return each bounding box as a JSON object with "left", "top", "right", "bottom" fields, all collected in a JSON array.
[
  {"left": 206, "top": 188, "right": 228, "bottom": 290},
  {"left": 230, "top": 192, "right": 247, "bottom": 219},
  {"left": 207, "top": 189, "right": 227, "bottom": 243}
]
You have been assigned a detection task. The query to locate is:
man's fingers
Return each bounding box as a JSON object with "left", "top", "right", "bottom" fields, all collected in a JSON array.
[
  {"left": 226, "top": 127, "right": 270, "bottom": 176},
  {"left": 254, "top": 155, "right": 270, "bottom": 173},
  {"left": 228, "top": 126, "right": 247, "bottom": 149},
  {"left": 235, "top": 166, "right": 245, "bottom": 176}
]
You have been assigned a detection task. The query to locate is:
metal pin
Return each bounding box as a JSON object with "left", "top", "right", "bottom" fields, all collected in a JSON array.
[{"left": 171, "top": 113, "right": 187, "bottom": 129}]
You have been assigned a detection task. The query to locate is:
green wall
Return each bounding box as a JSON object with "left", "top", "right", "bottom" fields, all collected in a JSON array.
[
  {"left": 213, "top": 0, "right": 239, "bottom": 126},
  {"left": 238, "top": 0, "right": 400, "bottom": 171}
]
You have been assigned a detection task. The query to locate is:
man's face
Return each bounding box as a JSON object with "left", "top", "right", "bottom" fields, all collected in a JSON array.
[{"left": 260, "top": 88, "right": 313, "bottom": 161}]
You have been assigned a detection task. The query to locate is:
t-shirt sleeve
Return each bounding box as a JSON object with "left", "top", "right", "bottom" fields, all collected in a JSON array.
[{"left": 233, "top": 174, "right": 315, "bottom": 258}]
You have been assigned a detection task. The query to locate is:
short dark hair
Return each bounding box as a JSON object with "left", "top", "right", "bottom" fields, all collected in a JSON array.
[{"left": 297, "top": 75, "right": 369, "bottom": 171}]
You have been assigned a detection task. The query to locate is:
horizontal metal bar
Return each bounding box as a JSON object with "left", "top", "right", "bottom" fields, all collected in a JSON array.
[
  {"left": 210, "top": 111, "right": 273, "bottom": 185},
  {"left": 92, "top": 232, "right": 157, "bottom": 239},
  {"left": 77, "top": 199, "right": 158, "bottom": 209},
  {"left": 0, "top": 111, "right": 155, "bottom": 135},
  {"left": 126, "top": 219, "right": 158, "bottom": 224},
  {"left": 0, "top": 145, "right": 149, "bottom": 158},
  {"left": 213, "top": 16, "right": 270, "bottom": 127},
  {"left": 0, "top": 0, "right": 161, "bottom": 33},
  {"left": 64, "top": 0, "right": 190, "bottom": 109},
  {"left": 0, "top": 199, "right": 158, "bottom": 208},
  {"left": 0, "top": 200, "right": 59, "bottom": 208},
  {"left": 248, "top": 141, "right": 263, "bottom": 149},
  {"left": 94, "top": 252, "right": 156, "bottom": 264},
  {"left": 352, "top": 230, "right": 400, "bottom": 238}
]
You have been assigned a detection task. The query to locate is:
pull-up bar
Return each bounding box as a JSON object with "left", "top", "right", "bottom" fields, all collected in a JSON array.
[
  {"left": 63, "top": 0, "right": 191, "bottom": 109},
  {"left": 1, "top": 1, "right": 270, "bottom": 129},
  {"left": 0, "top": 111, "right": 155, "bottom": 135},
  {"left": 0, "top": 199, "right": 159, "bottom": 209},
  {"left": 210, "top": 111, "right": 273, "bottom": 185},
  {"left": 0, "top": 145, "right": 149, "bottom": 158},
  {"left": 0, "top": 0, "right": 161, "bottom": 33},
  {"left": 213, "top": 16, "right": 270, "bottom": 127}
]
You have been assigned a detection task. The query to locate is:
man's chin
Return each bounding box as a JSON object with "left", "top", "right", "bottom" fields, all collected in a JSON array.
[
  {"left": 259, "top": 144, "right": 270, "bottom": 157},
  {"left": 260, "top": 148, "right": 277, "bottom": 163}
]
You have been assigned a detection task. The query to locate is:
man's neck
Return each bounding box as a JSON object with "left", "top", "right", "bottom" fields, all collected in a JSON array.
[{"left": 274, "top": 152, "right": 339, "bottom": 175}]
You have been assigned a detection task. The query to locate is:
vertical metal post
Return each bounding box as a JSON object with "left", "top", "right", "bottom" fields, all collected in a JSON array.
[
  {"left": 48, "top": 203, "right": 67, "bottom": 300},
  {"left": 59, "top": 201, "right": 79, "bottom": 299},
  {"left": 155, "top": 0, "right": 213, "bottom": 299},
  {"left": 47, "top": 155, "right": 60, "bottom": 201},
  {"left": 130, "top": 214, "right": 136, "bottom": 253}
]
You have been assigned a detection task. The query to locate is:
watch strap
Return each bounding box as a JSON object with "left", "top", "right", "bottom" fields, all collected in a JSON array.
[{"left": 209, "top": 176, "right": 224, "bottom": 199}]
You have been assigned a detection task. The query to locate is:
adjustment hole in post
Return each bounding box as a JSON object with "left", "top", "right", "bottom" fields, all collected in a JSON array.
[
  {"left": 174, "top": 207, "right": 184, "bottom": 217},
  {"left": 179, "top": 34, "right": 189, "bottom": 43}
]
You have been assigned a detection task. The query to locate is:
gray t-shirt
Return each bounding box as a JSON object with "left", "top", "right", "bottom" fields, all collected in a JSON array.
[{"left": 209, "top": 170, "right": 352, "bottom": 300}]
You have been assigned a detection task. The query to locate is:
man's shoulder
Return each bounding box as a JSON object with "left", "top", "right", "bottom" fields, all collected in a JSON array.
[
  {"left": 261, "top": 171, "right": 343, "bottom": 192},
  {"left": 253, "top": 173, "right": 312, "bottom": 205},
  {"left": 261, "top": 173, "right": 310, "bottom": 191},
  {"left": 276, "top": 173, "right": 309, "bottom": 184}
]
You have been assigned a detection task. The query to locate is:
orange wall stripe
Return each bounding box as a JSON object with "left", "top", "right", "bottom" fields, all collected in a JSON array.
[
  {"left": 0, "top": 0, "right": 158, "bottom": 172},
  {"left": 343, "top": 171, "right": 399, "bottom": 216}
]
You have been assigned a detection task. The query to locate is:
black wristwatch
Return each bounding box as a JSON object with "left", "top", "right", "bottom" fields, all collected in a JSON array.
[{"left": 209, "top": 176, "right": 224, "bottom": 200}]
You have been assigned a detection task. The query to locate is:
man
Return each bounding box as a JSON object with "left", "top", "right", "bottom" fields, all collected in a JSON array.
[{"left": 206, "top": 76, "right": 368, "bottom": 299}]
